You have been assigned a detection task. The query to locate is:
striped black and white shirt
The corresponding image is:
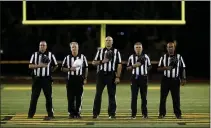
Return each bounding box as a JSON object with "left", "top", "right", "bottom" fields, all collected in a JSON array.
[
  {"left": 62, "top": 53, "right": 88, "bottom": 79},
  {"left": 127, "top": 54, "right": 151, "bottom": 76},
  {"left": 158, "top": 54, "right": 186, "bottom": 78},
  {"left": 94, "top": 48, "right": 122, "bottom": 72},
  {"left": 30, "top": 51, "right": 58, "bottom": 77}
]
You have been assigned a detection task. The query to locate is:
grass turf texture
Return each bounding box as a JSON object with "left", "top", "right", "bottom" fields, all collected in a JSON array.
[{"left": 0, "top": 83, "right": 210, "bottom": 128}]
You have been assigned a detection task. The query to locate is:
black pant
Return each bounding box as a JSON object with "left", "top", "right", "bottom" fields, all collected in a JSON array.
[
  {"left": 159, "top": 76, "right": 181, "bottom": 116},
  {"left": 28, "top": 77, "right": 54, "bottom": 117},
  {"left": 66, "top": 75, "right": 84, "bottom": 116},
  {"left": 131, "top": 75, "right": 148, "bottom": 116},
  {"left": 93, "top": 71, "right": 116, "bottom": 116}
]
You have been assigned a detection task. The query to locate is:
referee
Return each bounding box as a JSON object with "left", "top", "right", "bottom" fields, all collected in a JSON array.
[
  {"left": 157, "top": 42, "right": 186, "bottom": 119},
  {"left": 61, "top": 42, "right": 88, "bottom": 119},
  {"left": 28, "top": 41, "right": 58, "bottom": 120},
  {"left": 92, "top": 36, "right": 122, "bottom": 119},
  {"left": 127, "top": 42, "right": 152, "bottom": 119}
]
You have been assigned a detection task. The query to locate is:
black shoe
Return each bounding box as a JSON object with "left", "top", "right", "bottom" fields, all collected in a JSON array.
[
  {"left": 44, "top": 116, "right": 55, "bottom": 120},
  {"left": 131, "top": 116, "right": 136, "bottom": 119},
  {"left": 158, "top": 115, "right": 165, "bottom": 119},
  {"left": 109, "top": 115, "right": 116, "bottom": 119},
  {"left": 75, "top": 114, "right": 82, "bottom": 119},
  {"left": 176, "top": 115, "right": 182, "bottom": 119},
  {"left": 69, "top": 114, "right": 75, "bottom": 119},
  {"left": 93, "top": 115, "right": 98, "bottom": 119},
  {"left": 142, "top": 115, "right": 148, "bottom": 119},
  {"left": 27, "top": 116, "right": 33, "bottom": 119}
]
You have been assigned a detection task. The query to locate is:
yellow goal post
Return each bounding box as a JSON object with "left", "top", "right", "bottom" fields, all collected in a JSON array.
[{"left": 0, "top": 1, "right": 186, "bottom": 65}]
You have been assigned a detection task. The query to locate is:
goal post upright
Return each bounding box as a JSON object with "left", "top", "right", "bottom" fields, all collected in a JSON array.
[
  {"left": 22, "top": 0, "right": 26, "bottom": 21},
  {"left": 181, "top": 0, "right": 185, "bottom": 22},
  {"left": 101, "top": 24, "right": 106, "bottom": 48}
]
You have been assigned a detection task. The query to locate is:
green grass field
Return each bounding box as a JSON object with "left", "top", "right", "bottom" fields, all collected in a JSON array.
[{"left": 0, "top": 83, "right": 210, "bottom": 128}]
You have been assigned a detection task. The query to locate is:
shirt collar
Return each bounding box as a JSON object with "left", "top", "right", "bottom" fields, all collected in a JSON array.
[
  {"left": 135, "top": 52, "right": 144, "bottom": 56},
  {"left": 167, "top": 52, "right": 176, "bottom": 57},
  {"left": 38, "top": 50, "right": 48, "bottom": 54},
  {"left": 71, "top": 52, "right": 80, "bottom": 57},
  {"left": 105, "top": 47, "right": 113, "bottom": 51}
]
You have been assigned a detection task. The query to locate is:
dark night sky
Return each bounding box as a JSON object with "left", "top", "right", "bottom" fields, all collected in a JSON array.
[{"left": 0, "top": 1, "right": 210, "bottom": 78}]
